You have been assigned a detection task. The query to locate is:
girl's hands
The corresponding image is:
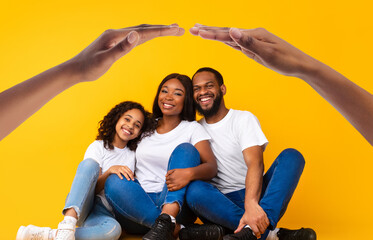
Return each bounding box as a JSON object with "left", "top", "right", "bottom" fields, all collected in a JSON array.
[{"left": 109, "top": 165, "right": 134, "bottom": 181}]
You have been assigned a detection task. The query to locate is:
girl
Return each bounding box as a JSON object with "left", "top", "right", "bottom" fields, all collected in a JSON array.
[
  {"left": 17, "top": 101, "right": 154, "bottom": 240},
  {"left": 104, "top": 73, "right": 218, "bottom": 240}
]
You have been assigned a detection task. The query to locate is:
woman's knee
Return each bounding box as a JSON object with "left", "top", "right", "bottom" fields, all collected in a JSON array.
[
  {"left": 169, "top": 143, "right": 200, "bottom": 168},
  {"left": 105, "top": 175, "right": 134, "bottom": 196}
]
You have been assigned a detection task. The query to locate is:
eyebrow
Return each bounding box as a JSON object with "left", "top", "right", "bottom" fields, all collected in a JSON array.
[
  {"left": 124, "top": 114, "right": 142, "bottom": 125},
  {"left": 162, "top": 85, "right": 185, "bottom": 93},
  {"left": 193, "top": 81, "right": 214, "bottom": 87}
]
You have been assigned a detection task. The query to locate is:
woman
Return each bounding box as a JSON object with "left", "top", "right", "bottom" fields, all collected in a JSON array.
[{"left": 105, "top": 73, "right": 218, "bottom": 240}]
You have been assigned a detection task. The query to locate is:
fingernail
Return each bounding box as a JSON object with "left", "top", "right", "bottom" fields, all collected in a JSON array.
[
  {"left": 195, "top": 23, "right": 202, "bottom": 26},
  {"left": 170, "top": 23, "right": 179, "bottom": 27},
  {"left": 127, "top": 31, "right": 137, "bottom": 44},
  {"left": 230, "top": 28, "right": 242, "bottom": 39}
]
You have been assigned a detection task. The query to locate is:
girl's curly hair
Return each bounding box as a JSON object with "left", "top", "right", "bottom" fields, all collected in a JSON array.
[{"left": 96, "top": 101, "right": 156, "bottom": 151}]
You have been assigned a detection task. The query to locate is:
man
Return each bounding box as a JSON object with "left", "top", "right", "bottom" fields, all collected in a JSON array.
[{"left": 179, "top": 67, "right": 316, "bottom": 240}]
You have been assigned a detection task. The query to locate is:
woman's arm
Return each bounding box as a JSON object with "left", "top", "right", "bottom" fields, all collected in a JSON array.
[
  {"left": 95, "top": 165, "right": 135, "bottom": 194},
  {"left": 0, "top": 24, "right": 184, "bottom": 141},
  {"left": 165, "top": 140, "right": 217, "bottom": 191}
]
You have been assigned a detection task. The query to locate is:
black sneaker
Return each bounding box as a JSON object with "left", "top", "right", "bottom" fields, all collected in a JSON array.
[
  {"left": 277, "top": 228, "right": 317, "bottom": 240},
  {"left": 143, "top": 214, "right": 175, "bottom": 240},
  {"left": 223, "top": 227, "right": 257, "bottom": 240},
  {"left": 179, "top": 224, "right": 225, "bottom": 240}
]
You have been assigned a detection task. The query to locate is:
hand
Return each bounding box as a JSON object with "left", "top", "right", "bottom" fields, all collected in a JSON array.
[
  {"left": 235, "top": 202, "right": 269, "bottom": 239},
  {"left": 165, "top": 168, "right": 193, "bottom": 191},
  {"left": 189, "top": 24, "right": 313, "bottom": 78},
  {"left": 70, "top": 24, "right": 185, "bottom": 83},
  {"left": 109, "top": 165, "right": 134, "bottom": 181}
]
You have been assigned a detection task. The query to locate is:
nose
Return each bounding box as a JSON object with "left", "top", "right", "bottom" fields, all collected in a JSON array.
[
  {"left": 165, "top": 92, "right": 173, "bottom": 100},
  {"left": 199, "top": 86, "right": 208, "bottom": 95}
]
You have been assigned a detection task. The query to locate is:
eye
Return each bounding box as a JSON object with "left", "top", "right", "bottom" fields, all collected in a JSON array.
[
  {"left": 174, "top": 92, "right": 183, "bottom": 96},
  {"left": 124, "top": 117, "right": 130, "bottom": 122},
  {"left": 135, "top": 124, "right": 141, "bottom": 129},
  {"left": 193, "top": 87, "right": 200, "bottom": 92},
  {"left": 161, "top": 89, "right": 167, "bottom": 93},
  {"left": 207, "top": 84, "right": 213, "bottom": 88}
]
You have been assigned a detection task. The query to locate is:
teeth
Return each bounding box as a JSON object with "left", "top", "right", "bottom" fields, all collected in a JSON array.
[
  {"left": 122, "top": 129, "right": 131, "bottom": 135},
  {"left": 163, "top": 103, "right": 173, "bottom": 108},
  {"left": 200, "top": 97, "right": 211, "bottom": 102}
]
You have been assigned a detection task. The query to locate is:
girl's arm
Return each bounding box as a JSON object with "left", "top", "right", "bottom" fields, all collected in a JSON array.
[
  {"left": 95, "top": 165, "right": 135, "bottom": 194},
  {"left": 165, "top": 140, "right": 217, "bottom": 191}
]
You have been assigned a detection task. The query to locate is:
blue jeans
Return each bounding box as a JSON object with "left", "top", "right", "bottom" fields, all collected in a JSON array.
[
  {"left": 63, "top": 158, "right": 122, "bottom": 240},
  {"left": 105, "top": 143, "right": 200, "bottom": 234},
  {"left": 186, "top": 148, "right": 305, "bottom": 240}
]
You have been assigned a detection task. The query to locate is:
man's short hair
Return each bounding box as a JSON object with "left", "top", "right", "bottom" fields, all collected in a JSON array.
[{"left": 192, "top": 67, "right": 224, "bottom": 86}]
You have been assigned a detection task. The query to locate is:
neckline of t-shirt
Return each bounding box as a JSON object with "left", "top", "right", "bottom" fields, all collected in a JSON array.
[
  {"left": 113, "top": 144, "right": 130, "bottom": 152},
  {"left": 96, "top": 140, "right": 129, "bottom": 152},
  {"left": 154, "top": 120, "right": 186, "bottom": 137},
  {"left": 202, "top": 109, "right": 233, "bottom": 129}
]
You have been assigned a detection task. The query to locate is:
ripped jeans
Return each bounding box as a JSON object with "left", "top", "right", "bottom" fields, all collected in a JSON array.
[
  {"left": 62, "top": 158, "right": 121, "bottom": 240},
  {"left": 104, "top": 143, "right": 200, "bottom": 234}
]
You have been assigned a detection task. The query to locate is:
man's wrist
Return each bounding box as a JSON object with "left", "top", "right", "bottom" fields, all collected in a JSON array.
[{"left": 244, "top": 198, "right": 259, "bottom": 209}]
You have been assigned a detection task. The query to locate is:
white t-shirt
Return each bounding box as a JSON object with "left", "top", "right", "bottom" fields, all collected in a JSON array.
[
  {"left": 83, "top": 140, "right": 136, "bottom": 211},
  {"left": 199, "top": 109, "right": 268, "bottom": 194},
  {"left": 135, "top": 120, "right": 211, "bottom": 193}
]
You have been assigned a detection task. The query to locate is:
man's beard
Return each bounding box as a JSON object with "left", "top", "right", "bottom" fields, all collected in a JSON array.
[{"left": 195, "top": 90, "right": 223, "bottom": 118}]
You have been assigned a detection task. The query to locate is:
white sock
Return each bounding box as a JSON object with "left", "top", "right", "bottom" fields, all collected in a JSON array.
[
  {"left": 168, "top": 215, "right": 176, "bottom": 224},
  {"left": 63, "top": 216, "right": 77, "bottom": 226},
  {"left": 266, "top": 228, "right": 280, "bottom": 240}
]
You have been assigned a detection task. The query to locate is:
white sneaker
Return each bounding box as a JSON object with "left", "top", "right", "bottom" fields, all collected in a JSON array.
[
  {"left": 16, "top": 225, "right": 52, "bottom": 240},
  {"left": 54, "top": 220, "right": 75, "bottom": 240}
]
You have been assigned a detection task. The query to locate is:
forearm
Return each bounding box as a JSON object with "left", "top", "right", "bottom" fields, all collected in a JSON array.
[
  {"left": 0, "top": 60, "right": 81, "bottom": 140},
  {"left": 299, "top": 58, "right": 373, "bottom": 145},
  {"left": 189, "top": 162, "right": 218, "bottom": 181},
  {"left": 244, "top": 162, "right": 264, "bottom": 208}
]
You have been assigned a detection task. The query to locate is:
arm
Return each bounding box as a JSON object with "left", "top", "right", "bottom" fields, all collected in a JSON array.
[
  {"left": 0, "top": 24, "right": 185, "bottom": 141},
  {"left": 190, "top": 24, "right": 373, "bottom": 146},
  {"left": 235, "top": 145, "right": 269, "bottom": 239},
  {"left": 95, "top": 165, "right": 135, "bottom": 194},
  {"left": 165, "top": 140, "right": 217, "bottom": 191}
]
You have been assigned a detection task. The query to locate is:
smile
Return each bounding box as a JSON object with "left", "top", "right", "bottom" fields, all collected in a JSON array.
[
  {"left": 122, "top": 127, "right": 132, "bottom": 135},
  {"left": 162, "top": 103, "right": 174, "bottom": 109},
  {"left": 198, "top": 96, "right": 213, "bottom": 105}
]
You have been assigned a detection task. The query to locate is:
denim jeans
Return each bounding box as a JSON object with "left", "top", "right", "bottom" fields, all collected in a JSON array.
[
  {"left": 63, "top": 158, "right": 122, "bottom": 240},
  {"left": 105, "top": 143, "right": 200, "bottom": 234},
  {"left": 186, "top": 148, "right": 305, "bottom": 240}
]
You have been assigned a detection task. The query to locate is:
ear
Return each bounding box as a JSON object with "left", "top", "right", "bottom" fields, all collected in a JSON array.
[{"left": 221, "top": 84, "right": 227, "bottom": 95}]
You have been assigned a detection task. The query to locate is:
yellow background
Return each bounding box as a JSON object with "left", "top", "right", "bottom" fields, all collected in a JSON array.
[{"left": 1, "top": 0, "right": 372, "bottom": 239}]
